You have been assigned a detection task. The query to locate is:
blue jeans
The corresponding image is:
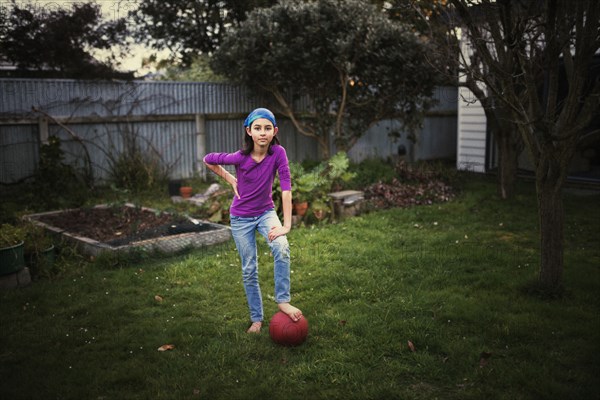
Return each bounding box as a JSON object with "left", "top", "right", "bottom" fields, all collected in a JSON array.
[{"left": 230, "top": 209, "right": 291, "bottom": 322}]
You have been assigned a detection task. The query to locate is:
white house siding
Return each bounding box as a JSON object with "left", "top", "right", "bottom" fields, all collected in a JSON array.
[
  {"left": 456, "top": 35, "right": 488, "bottom": 173},
  {"left": 456, "top": 86, "right": 487, "bottom": 172}
]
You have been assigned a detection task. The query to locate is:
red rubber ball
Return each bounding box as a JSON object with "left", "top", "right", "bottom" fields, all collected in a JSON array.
[{"left": 269, "top": 311, "right": 308, "bottom": 346}]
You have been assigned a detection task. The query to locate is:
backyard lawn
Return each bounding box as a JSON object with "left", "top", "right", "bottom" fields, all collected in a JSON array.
[{"left": 0, "top": 173, "right": 598, "bottom": 399}]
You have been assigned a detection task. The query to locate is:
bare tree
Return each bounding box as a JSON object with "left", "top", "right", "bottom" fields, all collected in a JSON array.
[
  {"left": 449, "top": 0, "right": 600, "bottom": 292},
  {"left": 461, "top": 46, "right": 525, "bottom": 200},
  {"left": 383, "top": 0, "right": 524, "bottom": 199}
]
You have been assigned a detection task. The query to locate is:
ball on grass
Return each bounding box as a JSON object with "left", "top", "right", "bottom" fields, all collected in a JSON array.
[{"left": 269, "top": 311, "right": 308, "bottom": 346}]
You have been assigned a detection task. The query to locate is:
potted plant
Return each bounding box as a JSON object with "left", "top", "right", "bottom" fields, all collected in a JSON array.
[
  {"left": 23, "top": 223, "right": 55, "bottom": 277},
  {"left": 292, "top": 195, "right": 309, "bottom": 216},
  {"left": 0, "top": 223, "right": 26, "bottom": 275},
  {"left": 290, "top": 163, "right": 321, "bottom": 217},
  {"left": 179, "top": 180, "right": 193, "bottom": 198}
]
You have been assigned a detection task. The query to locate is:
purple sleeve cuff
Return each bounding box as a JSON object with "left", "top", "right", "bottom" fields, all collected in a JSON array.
[
  {"left": 204, "top": 152, "right": 241, "bottom": 165},
  {"left": 277, "top": 148, "right": 292, "bottom": 191}
]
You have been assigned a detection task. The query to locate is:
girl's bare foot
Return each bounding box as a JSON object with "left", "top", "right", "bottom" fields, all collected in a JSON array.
[
  {"left": 247, "top": 321, "right": 262, "bottom": 333},
  {"left": 278, "top": 303, "right": 303, "bottom": 322}
]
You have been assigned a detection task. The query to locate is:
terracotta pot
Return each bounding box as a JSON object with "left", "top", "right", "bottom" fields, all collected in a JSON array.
[
  {"left": 293, "top": 201, "right": 309, "bottom": 216},
  {"left": 180, "top": 186, "right": 193, "bottom": 198}
]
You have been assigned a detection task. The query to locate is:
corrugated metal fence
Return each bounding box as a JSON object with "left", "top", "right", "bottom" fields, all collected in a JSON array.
[{"left": 0, "top": 79, "right": 456, "bottom": 183}]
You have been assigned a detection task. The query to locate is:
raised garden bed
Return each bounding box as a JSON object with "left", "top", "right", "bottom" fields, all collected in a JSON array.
[{"left": 23, "top": 204, "right": 231, "bottom": 256}]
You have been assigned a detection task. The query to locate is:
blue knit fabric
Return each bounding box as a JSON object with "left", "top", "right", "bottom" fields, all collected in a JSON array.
[{"left": 243, "top": 108, "right": 277, "bottom": 127}]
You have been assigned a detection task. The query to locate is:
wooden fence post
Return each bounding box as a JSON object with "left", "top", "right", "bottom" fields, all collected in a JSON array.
[
  {"left": 195, "top": 113, "right": 207, "bottom": 179},
  {"left": 38, "top": 117, "right": 49, "bottom": 144}
]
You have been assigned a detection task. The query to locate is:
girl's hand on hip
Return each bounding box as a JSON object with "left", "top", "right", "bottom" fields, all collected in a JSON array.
[
  {"left": 231, "top": 179, "right": 241, "bottom": 199},
  {"left": 268, "top": 226, "right": 289, "bottom": 241}
]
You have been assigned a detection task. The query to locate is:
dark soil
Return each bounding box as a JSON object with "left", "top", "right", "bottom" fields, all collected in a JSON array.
[{"left": 35, "top": 206, "right": 215, "bottom": 246}]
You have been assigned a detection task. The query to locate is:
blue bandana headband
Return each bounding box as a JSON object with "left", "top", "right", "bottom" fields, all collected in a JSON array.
[{"left": 244, "top": 108, "right": 277, "bottom": 128}]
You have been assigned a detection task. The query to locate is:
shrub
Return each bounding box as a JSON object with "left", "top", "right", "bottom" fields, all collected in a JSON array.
[
  {"left": 108, "top": 148, "right": 169, "bottom": 192},
  {"left": 33, "top": 136, "right": 89, "bottom": 209},
  {"left": 289, "top": 152, "right": 356, "bottom": 204},
  {"left": 349, "top": 158, "right": 397, "bottom": 188}
]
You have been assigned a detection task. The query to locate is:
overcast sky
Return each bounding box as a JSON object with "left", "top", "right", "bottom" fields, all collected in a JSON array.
[{"left": 7, "top": 0, "right": 170, "bottom": 76}]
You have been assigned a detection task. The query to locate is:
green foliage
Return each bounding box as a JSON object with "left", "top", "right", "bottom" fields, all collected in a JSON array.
[
  {"left": 348, "top": 157, "right": 397, "bottom": 188},
  {"left": 326, "top": 152, "right": 356, "bottom": 190},
  {"left": 211, "top": 0, "right": 439, "bottom": 156},
  {"left": 107, "top": 148, "right": 169, "bottom": 193},
  {"left": 0, "top": 2, "right": 129, "bottom": 79},
  {"left": 0, "top": 223, "right": 25, "bottom": 247},
  {"left": 21, "top": 222, "right": 53, "bottom": 254},
  {"left": 34, "top": 136, "right": 89, "bottom": 209},
  {"left": 289, "top": 162, "right": 323, "bottom": 203},
  {"left": 105, "top": 124, "right": 171, "bottom": 193},
  {"left": 290, "top": 152, "right": 356, "bottom": 203},
  {"left": 131, "top": 0, "right": 277, "bottom": 66},
  {"left": 145, "top": 54, "right": 227, "bottom": 82}
]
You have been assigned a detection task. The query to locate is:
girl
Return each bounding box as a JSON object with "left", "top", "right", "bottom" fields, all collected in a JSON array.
[{"left": 203, "top": 108, "right": 303, "bottom": 333}]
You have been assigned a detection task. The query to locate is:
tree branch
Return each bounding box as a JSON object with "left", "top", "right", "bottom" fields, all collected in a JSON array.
[
  {"left": 268, "top": 87, "right": 317, "bottom": 139},
  {"left": 31, "top": 107, "right": 94, "bottom": 186}
]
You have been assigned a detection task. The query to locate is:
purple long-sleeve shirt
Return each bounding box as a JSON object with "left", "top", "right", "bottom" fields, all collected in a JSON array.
[{"left": 203, "top": 145, "right": 292, "bottom": 217}]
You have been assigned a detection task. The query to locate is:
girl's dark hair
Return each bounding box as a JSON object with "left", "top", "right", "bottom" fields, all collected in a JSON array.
[{"left": 241, "top": 129, "right": 281, "bottom": 155}]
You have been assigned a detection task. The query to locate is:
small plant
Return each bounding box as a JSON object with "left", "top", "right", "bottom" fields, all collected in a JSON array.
[
  {"left": 289, "top": 163, "right": 322, "bottom": 204},
  {"left": 310, "top": 153, "right": 356, "bottom": 202},
  {"left": 310, "top": 200, "right": 330, "bottom": 221},
  {"left": 22, "top": 223, "right": 54, "bottom": 254},
  {"left": 348, "top": 158, "right": 396, "bottom": 188},
  {"left": 108, "top": 148, "right": 170, "bottom": 192},
  {"left": 0, "top": 223, "right": 26, "bottom": 247},
  {"left": 311, "top": 200, "right": 328, "bottom": 211},
  {"left": 324, "top": 152, "right": 356, "bottom": 192},
  {"left": 287, "top": 153, "right": 356, "bottom": 219},
  {"left": 20, "top": 222, "right": 56, "bottom": 278},
  {"left": 34, "top": 135, "right": 89, "bottom": 209}
]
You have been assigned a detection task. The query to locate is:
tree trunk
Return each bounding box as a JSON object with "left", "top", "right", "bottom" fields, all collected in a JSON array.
[
  {"left": 496, "top": 130, "right": 519, "bottom": 199},
  {"left": 535, "top": 163, "right": 565, "bottom": 292},
  {"left": 485, "top": 103, "right": 522, "bottom": 200},
  {"left": 317, "top": 135, "right": 330, "bottom": 159}
]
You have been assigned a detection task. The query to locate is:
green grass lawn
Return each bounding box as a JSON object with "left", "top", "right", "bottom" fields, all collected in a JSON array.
[{"left": 1, "top": 174, "right": 599, "bottom": 399}]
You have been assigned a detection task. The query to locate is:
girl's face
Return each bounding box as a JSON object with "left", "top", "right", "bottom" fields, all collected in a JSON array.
[{"left": 246, "top": 118, "right": 278, "bottom": 148}]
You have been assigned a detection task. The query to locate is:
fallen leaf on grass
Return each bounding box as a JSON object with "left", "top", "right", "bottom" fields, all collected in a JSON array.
[
  {"left": 479, "top": 351, "right": 492, "bottom": 368},
  {"left": 157, "top": 344, "right": 175, "bottom": 352},
  {"left": 154, "top": 295, "right": 163, "bottom": 302},
  {"left": 408, "top": 340, "right": 416, "bottom": 352}
]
